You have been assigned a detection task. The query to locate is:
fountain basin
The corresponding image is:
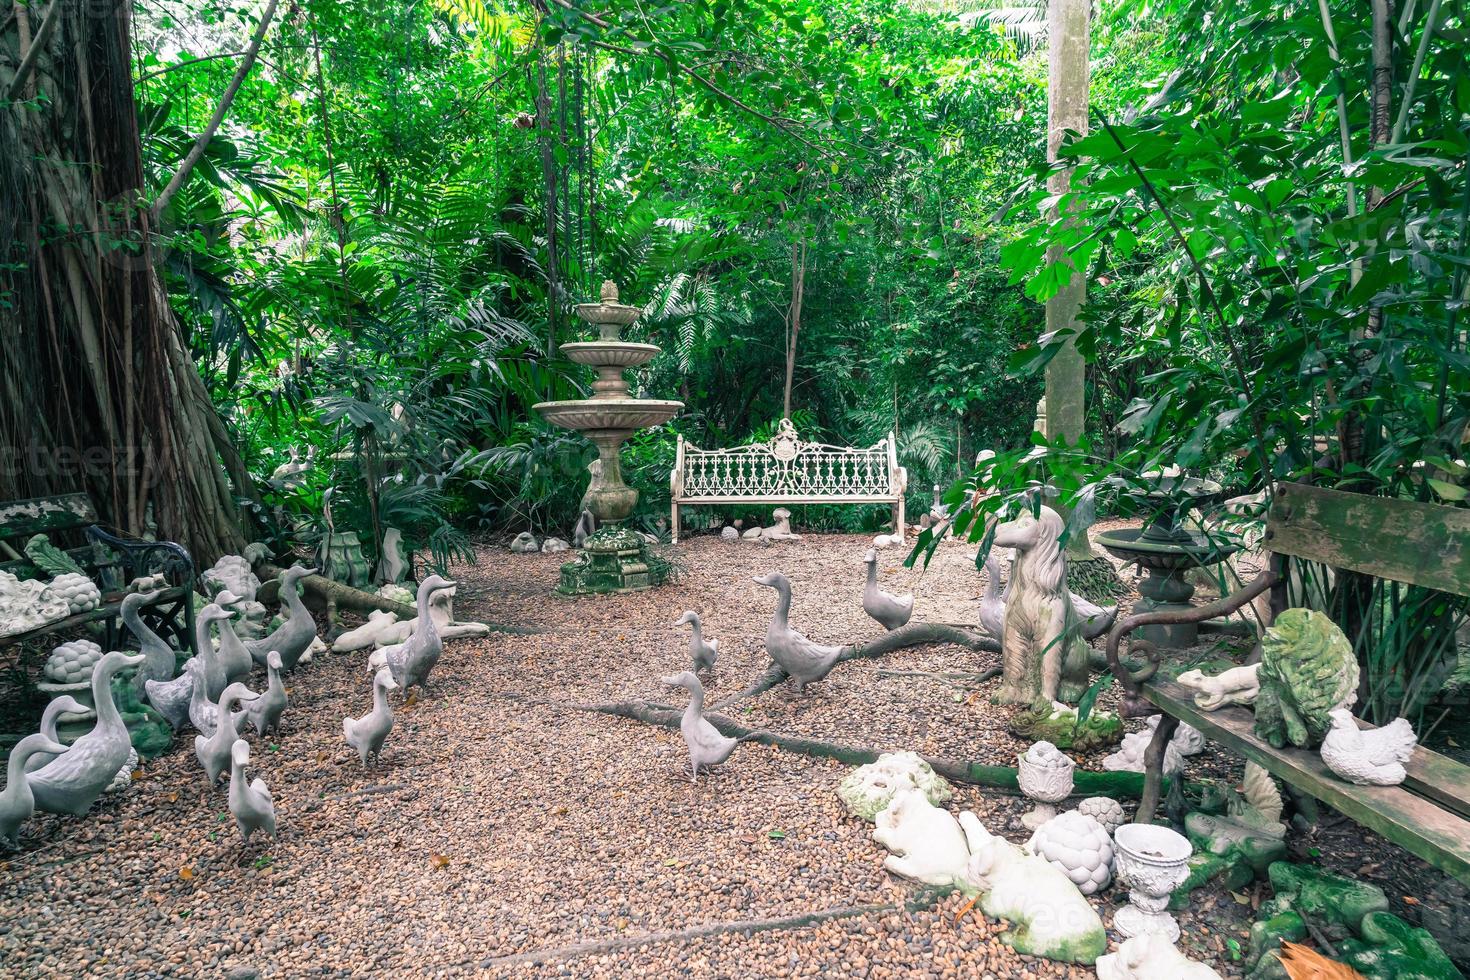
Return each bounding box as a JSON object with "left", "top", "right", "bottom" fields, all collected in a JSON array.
[
  {"left": 560, "top": 342, "right": 661, "bottom": 369},
  {"left": 534, "top": 399, "right": 684, "bottom": 432},
  {"left": 1096, "top": 526, "right": 1239, "bottom": 649}
]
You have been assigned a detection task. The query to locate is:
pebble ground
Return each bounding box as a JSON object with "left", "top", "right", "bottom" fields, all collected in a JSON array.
[{"left": 0, "top": 531, "right": 1371, "bottom": 978}]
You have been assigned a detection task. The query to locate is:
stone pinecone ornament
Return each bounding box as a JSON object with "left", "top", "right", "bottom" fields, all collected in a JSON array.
[{"left": 1254, "top": 608, "right": 1359, "bottom": 749}]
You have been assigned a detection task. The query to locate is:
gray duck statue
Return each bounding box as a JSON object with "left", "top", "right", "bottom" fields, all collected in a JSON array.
[
  {"left": 194, "top": 682, "right": 260, "bottom": 787},
  {"left": 243, "top": 650, "right": 289, "bottom": 737},
  {"left": 227, "top": 739, "right": 276, "bottom": 842},
  {"left": 187, "top": 657, "right": 247, "bottom": 738},
  {"left": 212, "top": 591, "right": 256, "bottom": 689},
  {"left": 662, "top": 671, "right": 742, "bottom": 782},
  {"left": 752, "top": 572, "right": 846, "bottom": 692},
  {"left": 862, "top": 548, "right": 914, "bottom": 631},
  {"left": 30, "top": 651, "right": 146, "bottom": 816},
  {"left": 0, "top": 733, "right": 70, "bottom": 848},
  {"left": 191, "top": 603, "right": 241, "bottom": 701},
  {"left": 371, "top": 575, "right": 453, "bottom": 696},
  {"left": 122, "top": 590, "right": 178, "bottom": 694},
  {"left": 344, "top": 666, "right": 398, "bottom": 767},
  {"left": 245, "top": 565, "right": 319, "bottom": 670},
  {"left": 675, "top": 611, "right": 719, "bottom": 673},
  {"left": 23, "top": 695, "right": 88, "bottom": 774}
]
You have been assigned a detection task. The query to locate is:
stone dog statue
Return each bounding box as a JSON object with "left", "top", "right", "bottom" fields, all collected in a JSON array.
[{"left": 992, "top": 505, "right": 1092, "bottom": 705}]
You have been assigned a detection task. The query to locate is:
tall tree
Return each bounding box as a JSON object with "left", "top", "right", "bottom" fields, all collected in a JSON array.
[{"left": 1, "top": 0, "right": 256, "bottom": 563}]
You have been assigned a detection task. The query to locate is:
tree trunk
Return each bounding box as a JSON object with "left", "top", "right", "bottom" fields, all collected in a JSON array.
[
  {"left": 1044, "top": 0, "right": 1092, "bottom": 560},
  {"left": 782, "top": 235, "right": 806, "bottom": 419},
  {"left": 1, "top": 3, "right": 254, "bottom": 566},
  {"left": 535, "top": 29, "right": 560, "bottom": 356}
]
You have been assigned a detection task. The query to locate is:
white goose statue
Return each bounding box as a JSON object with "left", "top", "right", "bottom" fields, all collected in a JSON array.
[
  {"left": 245, "top": 565, "right": 319, "bottom": 669},
  {"left": 862, "top": 549, "right": 913, "bottom": 631},
  {"left": 121, "top": 590, "right": 178, "bottom": 694},
  {"left": 228, "top": 739, "right": 276, "bottom": 842},
  {"left": 30, "top": 651, "right": 146, "bottom": 816},
  {"left": 187, "top": 657, "right": 247, "bottom": 738},
  {"left": 752, "top": 572, "right": 846, "bottom": 692},
  {"left": 211, "top": 592, "right": 256, "bottom": 688},
  {"left": 0, "top": 733, "right": 69, "bottom": 848},
  {"left": 369, "top": 575, "right": 453, "bottom": 696},
  {"left": 243, "top": 650, "right": 289, "bottom": 737},
  {"left": 23, "top": 695, "right": 88, "bottom": 774},
  {"left": 662, "top": 671, "right": 742, "bottom": 781},
  {"left": 194, "top": 682, "right": 260, "bottom": 787},
  {"left": 674, "top": 611, "right": 719, "bottom": 673},
  {"left": 344, "top": 666, "right": 399, "bottom": 767}
]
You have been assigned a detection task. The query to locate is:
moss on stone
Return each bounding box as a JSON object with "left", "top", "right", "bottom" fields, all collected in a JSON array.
[{"left": 1008, "top": 702, "right": 1123, "bottom": 752}]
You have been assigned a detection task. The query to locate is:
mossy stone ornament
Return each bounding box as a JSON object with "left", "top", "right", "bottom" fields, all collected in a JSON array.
[{"left": 1254, "top": 609, "right": 1359, "bottom": 749}]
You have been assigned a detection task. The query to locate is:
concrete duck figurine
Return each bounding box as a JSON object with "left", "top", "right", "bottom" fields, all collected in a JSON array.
[
  {"left": 344, "top": 666, "right": 399, "bottom": 767},
  {"left": 369, "top": 575, "right": 454, "bottom": 696},
  {"left": 675, "top": 611, "right": 719, "bottom": 673},
  {"left": 121, "top": 590, "right": 178, "bottom": 694},
  {"left": 862, "top": 549, "right": 913, "bottom": 631},
  {"left": 211, "top": 591, "right": 256, "bottom": 690},
  {"left": 752, "top": 572, "right": 846, "bottom": 692},
  {"left": 245, "top": 565, "right": 319, "bottom": 670},
  {"left": 0, "top": 733, "right": 70, "bottom": 848},
  {"left": 29, "top": 651, "right": 146, "bottom": 816},
  {"left": 227, "top": 739, "right": 276, "bottom": 842},
  {"left": 194, "top": 682, "right": 260, "bottom": 787},
  {"left": 1320, "top": 707, "right": 1418, "bottom": 786},
  {"left": 243, "top": 650, "right": 289, "bottom": 737},
  {"left": 978, "top": 554, "right": 1116, "bottom": 642},
  {"left": 23, "top": 695, "right": 88, "bottom": 774},
  {"left": 191, "top": 602, "right": 242, "bottom": 701},
  {"left": 187, "top": 657, "right": 249, "bottom": 738},
  {"left": 663, "top": 671, "right": 741, "bottom": 781}
]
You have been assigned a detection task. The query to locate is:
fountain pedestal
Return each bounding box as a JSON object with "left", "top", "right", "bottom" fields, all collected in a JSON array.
[{"left": 534, "top": 282, "right": 683, "bottom": 594}]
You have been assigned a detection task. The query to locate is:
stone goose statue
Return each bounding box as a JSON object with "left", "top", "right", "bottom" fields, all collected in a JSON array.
[
  {"left": 978, "top": 554, "right": 1115, "bottom": 642},
  {"left": 30, "top": 651, "right": 146, "bottom": 816},
  {"left": 228, "top": 739, "right": 276, "bottom": 842},
  {"left": 121, "top": 590, "right": 178, "bottom": 694},
  {"left": 862, "top": 549, "right": 914, "bottom": 631},
  {"left": 675, "top": 611, "right": 719, "bottom": 673},
  {"left": 187, "top": 657, "right": 248, "bottom": 738},
  {"left": 0, "top": 733, "right": 69, "bottom": 848},
  {"left": 369, "top": 575, "right": 453, "bottom": 696},
  {"left": 243, "top": 650, "right": 289, "bottom": 737},
  {"left": 245, "top": 565, "right": 319, "bottom": 670},
  {"left": 752, "top": 572, "right": 845, "bottom": 692},
  {"left": 344, "top": 665, "right": 398, "bottom": 767},
  {"left": 23, "top": 695, "right": 88, "bottom": 774},
  {"left": 194, "top": 682, "right": 260, "bottom": 787},
  {"left": 144, "top": 650, "right": 197, "bottom": 731},
  {"left": 191, "top": 603, "right": 241, "bottom": 701},
  {"left": 211, "top": 592, "right": 256, "bottom": 690},
  {"left": 663, "top": 671, "right": 741, "bottom": 781}
]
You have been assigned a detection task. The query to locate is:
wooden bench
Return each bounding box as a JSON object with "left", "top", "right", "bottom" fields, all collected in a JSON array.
[
  {"left": 669, "top": 418, "right": 907, "bottom": 542},
  {"left": 0, "top": 494, "right": 197, "bottom": 658},
  {"left": 1105, "top": 481, "right": 1470, "bottom": 885}
]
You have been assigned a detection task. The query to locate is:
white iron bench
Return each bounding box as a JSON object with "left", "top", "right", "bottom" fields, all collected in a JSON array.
[{"left": 669, "top": 418, "right": 907, "bottom": 542}]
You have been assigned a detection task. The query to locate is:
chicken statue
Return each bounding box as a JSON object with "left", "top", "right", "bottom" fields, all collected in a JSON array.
[{"left": 1319, "top": 707, "right": 1417, "bottom": 786}]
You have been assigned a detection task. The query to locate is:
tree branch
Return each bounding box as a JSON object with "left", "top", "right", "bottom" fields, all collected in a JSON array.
[
  {"left": 149, "top": 0, "right": 281, "bottom": 221},
  {"left": 6, "top": 0, "right": 60, "bottom": 102}
]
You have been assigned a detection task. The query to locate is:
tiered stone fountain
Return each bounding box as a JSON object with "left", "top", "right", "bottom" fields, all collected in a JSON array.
[{"left": 534, "top": 281, "right": 683, "bottom": 594}]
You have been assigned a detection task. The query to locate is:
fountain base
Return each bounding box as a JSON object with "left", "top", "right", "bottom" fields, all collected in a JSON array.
[{"left": 557, "top": 525, "right": 667, "bottom": 595}]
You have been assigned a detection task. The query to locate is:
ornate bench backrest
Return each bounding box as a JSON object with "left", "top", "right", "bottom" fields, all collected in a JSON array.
[{"left": 677, "top": 419, "right": 900, "bottom": 499}]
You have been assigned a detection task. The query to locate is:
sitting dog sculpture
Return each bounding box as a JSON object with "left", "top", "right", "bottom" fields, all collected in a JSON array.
[{"left": 992, "top": 505, "right": 1092, "bottom": 704}]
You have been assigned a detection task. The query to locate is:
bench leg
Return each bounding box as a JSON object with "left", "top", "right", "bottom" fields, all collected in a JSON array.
[
  {"left": 1137, "top": 713, "right": 1178, "bottom": 824},
  {"left": 671, "top": 502, "right": 680, "bottom": 544}
]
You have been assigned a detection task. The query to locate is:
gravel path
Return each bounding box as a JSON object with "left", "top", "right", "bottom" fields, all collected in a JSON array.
[{"left": 0, "top": 531, "right": 1429, "bottom": 978}]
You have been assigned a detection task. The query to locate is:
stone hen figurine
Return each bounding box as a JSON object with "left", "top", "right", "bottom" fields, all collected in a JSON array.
[
  {"left": 228, "top": 739, "right": 276, "bottom": 842},
  {"left": 1320, "top": 708, "right": 1417, "bottom": 786},
  {"left": 663, "top": 671, "right": 742, "bottom": 781},
  {"left": 344, "top": 666, "right": 399, "bottom": 767},
  {"left": 674, "top": 611, "right": 719, "bottom": 673},
  {"left": 752, "top": 572, "right": 845, "bottom": 692},
  {"left": 369, "top": 575, "right": 454, "bottom": 696},
  {"left": 862, "top": 548, "right": 913, "bottom": 631}
]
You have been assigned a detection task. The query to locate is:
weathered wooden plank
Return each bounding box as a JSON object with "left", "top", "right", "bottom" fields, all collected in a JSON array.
[
  {"left": 1144, "top": 678, "right": 1470, "bottom": 885},
  {"left": 1350, "top": 715, "right": 1470, "bottom": 822},
  {"left": 0, "top": 494, "right": 97, "bottom": 540},
  {"left": 1264, "top": 482, "right": 1470, "bottom": 597}
]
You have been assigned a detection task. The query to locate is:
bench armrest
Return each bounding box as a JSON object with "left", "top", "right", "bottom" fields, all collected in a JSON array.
[
  {"left": 1104, "top": 567, "right": 1276, "bottom": 713},
  {"left": 85, "top": 526, "right": 196, "bottom": 592}
]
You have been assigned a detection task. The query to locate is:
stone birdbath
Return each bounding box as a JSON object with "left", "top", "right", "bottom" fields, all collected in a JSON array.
[
  {"left": 534, "top": 281, "right": 683, "bottom": 593},
  {"left": 1112, "top": 823, "right": 1193, "bottom": 942},
  {"left": 1093, "top": 474, "right": 1239, "bottom": 648}
]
